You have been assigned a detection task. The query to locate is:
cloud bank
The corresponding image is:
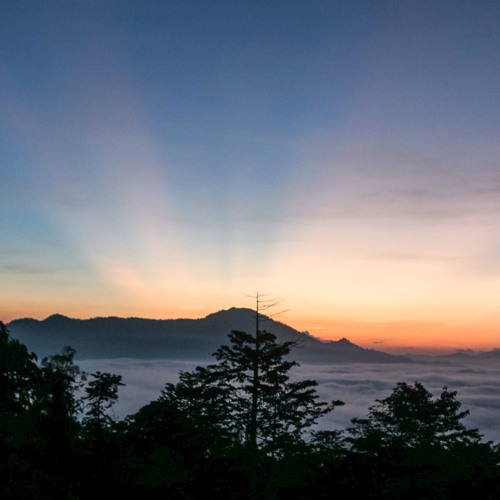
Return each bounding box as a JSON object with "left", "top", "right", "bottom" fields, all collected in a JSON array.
[{"left": 78, "top": 356, "right": 500, "bottom": 443}]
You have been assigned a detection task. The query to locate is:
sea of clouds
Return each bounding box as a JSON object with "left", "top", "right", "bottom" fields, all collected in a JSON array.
[{"left": 78, "top": 356, "right": 500, "bottom": 444}]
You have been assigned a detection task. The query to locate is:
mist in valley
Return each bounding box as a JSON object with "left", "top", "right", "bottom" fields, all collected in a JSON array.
[{"left": 78, "top": 354, "right": 500, "bottom": 443}]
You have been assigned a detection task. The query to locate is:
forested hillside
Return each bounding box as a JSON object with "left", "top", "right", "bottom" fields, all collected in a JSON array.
[{"left": 8, "top": 308, "right": 409, "bottom": 363}]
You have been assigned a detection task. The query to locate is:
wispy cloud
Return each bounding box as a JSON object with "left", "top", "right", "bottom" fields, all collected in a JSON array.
[{"left": 0, "top": 264, "right": 64, "bottom": 276}]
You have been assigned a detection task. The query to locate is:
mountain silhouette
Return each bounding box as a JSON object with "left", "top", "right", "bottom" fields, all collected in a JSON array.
[{"left": 7, "top": 307, "right": 410, "bottom": 363}]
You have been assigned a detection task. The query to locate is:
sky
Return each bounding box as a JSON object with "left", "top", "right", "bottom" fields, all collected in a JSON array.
[{"left": 2, "top": 0, "right": 500, "bottom": 353}]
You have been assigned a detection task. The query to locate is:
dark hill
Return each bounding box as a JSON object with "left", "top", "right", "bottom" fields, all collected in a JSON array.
[{"left": 7, "top": 308, "right": 410, "bottom": 364}]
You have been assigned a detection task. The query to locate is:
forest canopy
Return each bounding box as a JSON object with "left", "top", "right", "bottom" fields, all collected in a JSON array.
[{"left": 1, "top": 320, "right": 499, "bottom": 499}]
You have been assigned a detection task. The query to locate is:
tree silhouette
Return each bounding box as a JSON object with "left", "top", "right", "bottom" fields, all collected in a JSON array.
[
  {"left": 340, "top": 381, "right": 500, "bottom": 498},
  {"left": 161, "top": 325, "right": 342, "bottom": 457},
  {"left": 35, "top": 346, "right": 84, "bottom": 496},
  {"left": 348, "top": 381, "right": 483, "bottom": 452},
  {"left": 83, "top": 371, "right": 124, "bottom": 429},
  {"left": 160, "top": 364, "right": 236, "bottom": 440},
  {"left": 0, "top": 321, "right": 39, "bottom": 416},
  {"left": 211, "top": 328, "right": 343, "bottom": 455},
  {"left": 159, "top": 312, "right": 343, "bottom": 499},
  {"left": 0, "top": 322, "right": 43, "bottom": 499},
  {"left": 80, "top": 371, "right": 124, "bottom": 497}
]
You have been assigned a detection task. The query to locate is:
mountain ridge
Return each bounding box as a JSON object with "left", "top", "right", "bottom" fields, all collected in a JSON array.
[{"left": 7, "top": 307, "right": 410, "bottom": 364}]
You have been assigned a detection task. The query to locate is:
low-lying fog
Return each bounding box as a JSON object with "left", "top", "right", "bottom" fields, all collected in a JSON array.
[{"left": 78, "top": 356, "right": 500, "bottom": 443}]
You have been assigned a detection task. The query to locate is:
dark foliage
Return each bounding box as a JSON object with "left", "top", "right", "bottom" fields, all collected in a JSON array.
[{"left": 2, "top": 320, "right": 500, "bottom": 499}]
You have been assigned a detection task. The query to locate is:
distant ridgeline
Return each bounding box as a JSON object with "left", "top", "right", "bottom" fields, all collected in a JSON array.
[{"left": 7, "top": 308, "right": 409, "bottom": 363}]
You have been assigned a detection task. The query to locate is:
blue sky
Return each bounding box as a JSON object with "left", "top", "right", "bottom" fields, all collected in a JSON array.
[{"left": 2, "top": 1, "right": 500, "bottom": 351}]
